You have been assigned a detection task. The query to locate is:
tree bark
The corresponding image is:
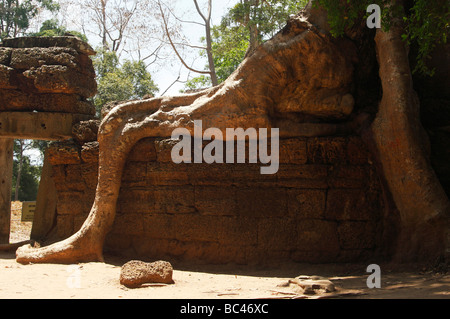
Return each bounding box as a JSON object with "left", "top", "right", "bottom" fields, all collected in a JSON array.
[
  {"left": 370, "top": 7, "right": 450, "bottom": 262},
  {"left": 0, "top": 138, "right": 13, "bottom": 244},
  {"left": 14, "top": 140, "right": 24, "bottom": 202},
  {"left": 193, "top": 0, "right": 218, "bottom": 86}
]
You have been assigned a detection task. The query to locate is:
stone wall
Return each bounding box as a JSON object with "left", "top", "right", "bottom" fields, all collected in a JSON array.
[
  {"left": 45, "top": 135, "right": 385, "bottom": 264},
  {"left": 0, "top": 36, "right": 96, "bottom": 115}
]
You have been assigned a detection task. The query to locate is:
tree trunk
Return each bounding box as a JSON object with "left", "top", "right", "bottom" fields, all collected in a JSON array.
[
  {"left": 370, "top": 7, "right": 450, "bottom": 262},
  {"left": 14, "top": 140, "right": 24, "bottom": 202},
  {"left": 193, "top": 0, "right": 218, "bottom": 86},
  {"left": 205, "top": 21, "right": 218, "bottom": 86}
]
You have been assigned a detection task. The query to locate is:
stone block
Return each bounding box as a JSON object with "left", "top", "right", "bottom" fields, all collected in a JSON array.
[
  {"left": 257, "top": 218, "right": 297, "bottom": 250},
  {"left": 327, "top": 165, "right": 367, "bottom": 188},
  {"left": 173, "top": 215, "right": 219, "bottom": 242},
  {"left": 279, "top": 138, "right": 308, "bottom": 164},
  {"left": 0, "top": 90, "right": 96, "bottom": 115},
  {"left": 23, "top": 65, "right": 97, "bottom": 97},
  {"left": 143, "top": 214, "right": 176, "bottom": 239},
  {"left": 325, "top": 189, "right": 373, "bottom": 221},
  {"left": 287, "top": 189, "right": 326, "bottom": 219},
  {"left": 338, "top": 221, "right": 377, "bottom": 250},
  {"left": 347, "top": 136, "right": 369, "bottom": 165},
  {"left": 47, "top": 141, "right": 81, "bottom": 165},
  {"left": 235, "top": 187, "right": 287, "bottom": 218},
  {"left": 295, "top": 220, "right": 340, "bottom": 253},
  {"left": 146, "top": 162, "right": 189, "bottom": 186},
  {"left": 117, "top": 189, "right": 156, "bottom": 215},
  {"left": 153, "top": 186, "right": 196, "bottom": 214},
  {"left": 81, "top": 142, "right": 99, "bottom": 163},
  {"left": 276, "top": 164, "right": 328, "bottom": 188},
  {"left": 217, "top": 217, "right": 258, "bottom": 246},
  {"left": 1, "top": 36, "right": 96, "bottom": 56},
  {"left": 127, "top": 138, "right": 157, "bottom": 162},
  {"left": 194, "top": 186, "right": 236, "bottom": 215},
  {"left": 0, "top": 64, "right": 16, "bottom": 89},
  {"left": 307, "top": 137, "right": 347, "bottom": 164},
  {"left": 112, "top": 213, "right": 145, "bottom": 236},
  {"left": 0, "top": 48, "right": 12, "bottom": 65},
  {"left": 56, "top": 191, "right": 85, "bottom": 215}
]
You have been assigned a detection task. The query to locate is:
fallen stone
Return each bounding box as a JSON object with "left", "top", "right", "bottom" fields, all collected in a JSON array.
[
  {"left": 288, "top": 275, "right": 336, "bottom": 295},
  {"left": 120, "top": 260, "right": 174, "bottom": 288},
  {"left": 72, "top": 120, "right": 100, "bottom": 145}
]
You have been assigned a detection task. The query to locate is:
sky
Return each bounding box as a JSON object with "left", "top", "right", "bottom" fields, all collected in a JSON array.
[
  {"left": 23, "top": 0, "right": 240, "bottom": 164},
  {"left": 35, "top": 0, "right": 241, "bottom": 96},
  {"left": 153, "top": 0, "right": 240, "bottom": 95}
]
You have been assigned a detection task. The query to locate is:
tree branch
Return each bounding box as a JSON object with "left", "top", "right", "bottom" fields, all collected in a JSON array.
[{"left": 158, "top": 0, "right": 211, "bottom": 75}]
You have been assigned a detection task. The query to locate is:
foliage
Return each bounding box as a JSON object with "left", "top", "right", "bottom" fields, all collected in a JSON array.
[
  {"left": 92, "top": 49, "right": 159, "bottom": 111},
  {"left": 184, "top": 0, "right": 308, "bottom": 91},
  {"left": 314, "top": 0, "right": 450, "bottom": 76},
  {"left": 184, "top": 23, "right": 249, "bottom": 90},
  {"left": 12, "top": 156, "right": 40, "bottom": 201},
  {"left": 403, "top": 0, "right": 450, "bottom": 76},
  {"left": 0, "top": 0, "right": 59, "bottom": 40},
  {"left": 29, "top": 18, "right": 88, "bottom": 43},
  {"left": 12, "top": 140, "right": 45, "bottom": 202},
  {"left": 225, "top": 0, "right": 308, "bottom": 41}
]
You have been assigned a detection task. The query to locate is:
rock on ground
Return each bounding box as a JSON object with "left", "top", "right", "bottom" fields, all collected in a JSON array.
[{"left": 120, "top": 260, "right": 174, "bottom": 288}]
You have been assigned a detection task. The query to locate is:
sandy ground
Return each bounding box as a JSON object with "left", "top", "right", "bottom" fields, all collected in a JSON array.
[
  {"left": 1, "top": 202, "right": 449, "bottom": 300},
  {"left": 0, "top": 252, "right": 449, "bottom": 299}
]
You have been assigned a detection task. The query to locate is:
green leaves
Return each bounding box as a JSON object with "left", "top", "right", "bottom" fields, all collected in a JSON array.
[
  {"left": 315, "top": 0, "right": 450, "bottom": 77},
  {"left": 185, "top": 0, "right": 308, "bottom": 91},
  {"left": 93, "top": 49, "right": 159, "bottom": 112},
  {"left": 404, "top": 0, "right": 450, "bottom": 76},
  {"left": 0, "top": 0, "right": 59, "bottom": 40}
]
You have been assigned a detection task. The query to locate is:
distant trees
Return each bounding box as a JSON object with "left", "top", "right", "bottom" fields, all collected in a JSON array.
[
  {"left": 12, "top": 140, "right": 45, "bottom": 202},
  {"left": 0, "top": 0, "right": 59, "bottom": 40},
  {"left": 184, "top": 0, "right": 308, "bottom": 90},
  {"left": 92, "top": 49, "right": 159, "bottom": 112},
  {"left": 30, "top": 18, "right": 88, "bottom": 42}
]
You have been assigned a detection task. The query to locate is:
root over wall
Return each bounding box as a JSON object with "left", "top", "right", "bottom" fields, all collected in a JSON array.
[{"left": 42, "top": 135, "right": 386, "bottom": 264}]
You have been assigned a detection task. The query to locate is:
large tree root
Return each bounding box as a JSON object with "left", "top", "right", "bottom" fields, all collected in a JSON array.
[{"left": 15, "top": 6, "right": 359, "bottom": 265}]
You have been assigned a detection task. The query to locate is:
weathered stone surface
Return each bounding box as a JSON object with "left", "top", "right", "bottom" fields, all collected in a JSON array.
[
  {"left": 0, "top": 112, "right": 93, "bottom": 140},
  {"left": 0, "top": 48, "right": 12, "bottom": 65},
  {"left": 81, "top": 142, "right": 99, "bottom": 163},
  {"left": 0, "top": 36, "right": 97, "bottom": 115},
  {"left": 120, "top": 260, "right": 174, "bottom": 288},
  {"left": 47, "top": 136, "right": 383, "bottom": 264},
  {"left": 46, "top": 141, "right": 81, "bottom": 165},
  {"left": 9, "top": 47, "right": 89, "bottom": 71},
  {"left": 0, "top": 89, "right": 96, "bottom": 115},
  {"left": 23, "top": 65, "right": 97, "bottom": 97},
  {"left": 0, "top": 64, "right": 16, "bottom": 89},
  {"left": 288, "top": 275, "right": 336, "bottom": 295},
  {"left": 1, "top": 36, "right": 96, "bottom": 56},
  {"left": 72, "top": 120, "right": 100, "bottom": 145}
]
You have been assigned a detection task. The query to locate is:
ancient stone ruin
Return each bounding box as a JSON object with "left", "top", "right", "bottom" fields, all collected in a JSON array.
[
  {"left": 1, "top": 3, "right": 449, "bottom": 265},
  {"left": 0, "top": 36, "right": 97, "bottom": 244}
]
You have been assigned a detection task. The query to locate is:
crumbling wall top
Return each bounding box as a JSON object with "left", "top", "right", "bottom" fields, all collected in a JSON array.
[{"left": 0, "top": 36, "right": 97, "bottom": 116}]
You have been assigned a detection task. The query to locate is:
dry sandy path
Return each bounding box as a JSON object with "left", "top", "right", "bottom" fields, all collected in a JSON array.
[{"left": 0, "top": 251, "right": 448, "bottom": 300}]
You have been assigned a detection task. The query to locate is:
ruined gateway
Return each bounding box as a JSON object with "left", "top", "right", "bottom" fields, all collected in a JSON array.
[{"left": 1, "top": 4, "right": 448, "bottom": 265}]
